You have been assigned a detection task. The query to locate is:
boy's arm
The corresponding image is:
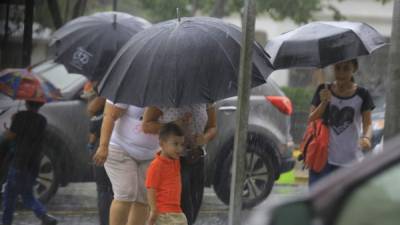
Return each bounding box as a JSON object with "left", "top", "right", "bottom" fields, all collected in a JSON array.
[{"left": 147, "top": 188, "right": 159, "bottom": 225}]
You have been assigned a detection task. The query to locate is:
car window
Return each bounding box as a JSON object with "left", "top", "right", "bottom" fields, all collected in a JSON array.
[
  {"left": 372, "top": 95, "right": 385, "bottom": 112},
  {"left": 335, "top": 163, "right": 400, "bottom": 225},
  {"left": 251, "top": 78, "right": 284, "bottom": 96},
  {"left": 33, "top": 61, "right": 85, "bottom": 92}
]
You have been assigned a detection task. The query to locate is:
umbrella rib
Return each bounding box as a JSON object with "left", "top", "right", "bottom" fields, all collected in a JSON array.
[
  {"left": 198, "top": 20, "right": 269, "bottom": 77},
  {"left": 195, "top": 26, "right": 238, "bottom": 76},
  {"left": 109, "top": 28, "right": 167, "bottom": 103},
  {"left": 141, "top": 29, "right": 172, "bottom": 106}
]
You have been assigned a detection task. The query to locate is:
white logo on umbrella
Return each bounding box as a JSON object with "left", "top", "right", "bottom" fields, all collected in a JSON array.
[{"left": 71, "top": 47, "right": 92, "bottom": 70}]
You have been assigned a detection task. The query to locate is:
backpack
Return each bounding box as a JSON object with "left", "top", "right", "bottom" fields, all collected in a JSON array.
[{"left": 299, "top": 118, "right": 329, "bottom": 172}]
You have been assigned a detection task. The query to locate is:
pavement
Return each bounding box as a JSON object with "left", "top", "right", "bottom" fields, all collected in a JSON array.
[
  {"left": 2, "top": 155, "right": 309, "bottom": 225},
  {"left": 3, "top": 182, "right": 308, "bottom": 225}
]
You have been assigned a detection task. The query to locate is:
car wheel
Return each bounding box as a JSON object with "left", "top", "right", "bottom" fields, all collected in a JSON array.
[
  {"left": 213, "top": 142, "right": 276, "bottom": 208},
  {"left": 34, "top": 149, "right": 60, "bottom": 203}
]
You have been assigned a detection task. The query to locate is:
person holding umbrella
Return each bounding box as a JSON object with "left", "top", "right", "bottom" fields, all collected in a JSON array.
[
  {"left": 49, "top": 11, "right": 151, "bottom": 225},
  {"left": 0, "top": 68, "right": 61, "bottom": 225},
  {"left": 1, "top": 101, "right": 58, "bottom": 225},
  {"left": 96, "top": 16, "right": 273, "bottom": 225},
  {"left": 308, "top": 59, "right": 375, "bottom": 185},
  {"left": 265, "top": 21, "right": 386, "bottom": 186},
  {"left": 81, "top": 82, "right": 113, "bottom": 225},
  {"left": 92, "top": 101, "right": 160, "bottom": 225}
]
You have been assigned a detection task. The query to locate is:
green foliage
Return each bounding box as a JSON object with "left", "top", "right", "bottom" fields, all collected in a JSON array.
[
  {"left": 35, "top": 0, "right": 394, "bottom": 28},
  {"left": 257, "top": 0, "right": 322, "bottom": 24},
  {"left": 134, "top": 0, "right": 192, "bottom": 22}
]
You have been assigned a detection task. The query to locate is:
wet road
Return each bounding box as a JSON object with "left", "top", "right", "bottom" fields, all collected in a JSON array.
[{"left": 3, "top": 183, "right": 307, "bottom": 225}]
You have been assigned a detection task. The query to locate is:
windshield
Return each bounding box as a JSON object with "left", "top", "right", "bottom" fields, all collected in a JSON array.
[{"left": 32, "top": 61, "right": 85, "bottom": 92}]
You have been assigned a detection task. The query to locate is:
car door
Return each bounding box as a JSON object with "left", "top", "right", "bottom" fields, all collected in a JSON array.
[{"left": 332, "top": 161, "right": 400, "bottom": 225}]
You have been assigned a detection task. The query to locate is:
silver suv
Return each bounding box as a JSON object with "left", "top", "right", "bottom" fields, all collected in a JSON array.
[
  {"left": 205, "top": 79, "right": 295, "bottom": 208},
  {"left": 0, "top": 61, "right": 294, "bottom": 208}
]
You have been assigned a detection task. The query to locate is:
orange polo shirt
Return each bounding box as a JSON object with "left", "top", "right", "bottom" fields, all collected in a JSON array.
[{"left": 146, "top": 152, "right": 182, "bottom": 213}]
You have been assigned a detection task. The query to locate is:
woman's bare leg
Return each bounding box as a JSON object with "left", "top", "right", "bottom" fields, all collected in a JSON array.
[
  {"left": 109, "top": 200, "right": 131, "bottom": 225},
  {"left": 126, "top": 202, "right": 149, "bottom": 225}
]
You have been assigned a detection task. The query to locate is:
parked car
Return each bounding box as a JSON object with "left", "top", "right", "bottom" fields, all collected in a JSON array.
[
  {"left": 248, "top": 135, "right": 400, "bottom": 225},
  {"left": 205, "top": 80, "right": 295, "bottom": 208},
  {"left": 0, "top": 61, "right": 295, "bottom": 207},
  {"left": 371, "top": 95, "right": 385, "bottom": 151}
]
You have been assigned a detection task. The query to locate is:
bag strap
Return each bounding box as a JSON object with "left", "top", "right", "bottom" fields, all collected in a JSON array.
[{"left": 322, "top": 83, "right": 331, "bottom": 125}]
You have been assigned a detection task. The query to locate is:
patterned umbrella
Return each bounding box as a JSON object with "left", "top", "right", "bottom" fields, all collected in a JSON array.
[{"left": 0, "top": 68, "right": 62, "bottom": 103}]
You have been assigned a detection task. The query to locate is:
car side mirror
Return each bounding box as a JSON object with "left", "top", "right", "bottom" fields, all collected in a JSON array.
[{"left": 268, "top": 200, "right": 315, "bottom": 225}]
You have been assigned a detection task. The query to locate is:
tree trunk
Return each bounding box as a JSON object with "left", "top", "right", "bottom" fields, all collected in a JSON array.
[
  {"left": 210, "top": 0, "right": 227, "bottom": 18},
  {"left": 64, "top": 0, "right": 70, "bottom": 21},
  {"left": 22, "top": 0, "right": 33, "bottom": 67},
  {"left": 47, "top": 0, "right": 63, "bottom": 28},
  {"left": 384, "top": 0, "right": 400, "bottom": 141},
  {"left": 1, "top": 0, "right": 11, "bottom": 68},
  {"left": 72, "top": 0, "right": 87, "bottom": 19},
  {"left": 112, "top": 0, "right": 117, "bottom": 11},
  {"left": 191, "top": 0, "right": 198, "bottom": 16}
]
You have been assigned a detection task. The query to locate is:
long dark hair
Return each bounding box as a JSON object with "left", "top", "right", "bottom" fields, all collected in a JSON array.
[{"left": 350, "top": 59, "right": 358, "bottom": 82}]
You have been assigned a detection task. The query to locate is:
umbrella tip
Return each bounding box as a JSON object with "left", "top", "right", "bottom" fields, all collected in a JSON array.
[{"left": 176, "top": 8, "right": 181, "bottom": 22}]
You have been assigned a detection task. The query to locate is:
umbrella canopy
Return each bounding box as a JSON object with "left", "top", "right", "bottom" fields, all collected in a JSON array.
[
  {"left": 0, "top": 69, "right": 62, "bottom": 103},
  {"left": 266, "top": 21, "right": 387, "bottom": 69},
  {"left": 99, "top": 17, "right": 273, "bottom": 107},
  {"left": 49, "top": 12, "right": 151, "bottom": 81}
]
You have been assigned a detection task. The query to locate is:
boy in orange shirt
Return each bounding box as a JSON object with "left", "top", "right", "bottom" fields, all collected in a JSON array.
[{"left": 146, "top": 122, "right": 187, "bottom": 225}]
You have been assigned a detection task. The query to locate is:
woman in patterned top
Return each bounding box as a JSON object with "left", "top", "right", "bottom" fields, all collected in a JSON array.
[
  {"left": 308, "top": 59, "right": 375, "bottom": 186},
  {"left": 142, "top": 104, "right": 217, "bottom": 225}
]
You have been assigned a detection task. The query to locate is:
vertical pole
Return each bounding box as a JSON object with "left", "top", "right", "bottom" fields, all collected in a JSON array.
[
  {"left": 23, "top": 0, "right": 34, "bottom": 67},
  {"left": 113, "top": 0, "right": 118, "bottom": 11},
  {"left": 1, "top": 0, "right": 11, "bottom": 68},
  {"left": 228, "top": 1, "right": 256, "bottom": 225},
  {"left": 384, "top": 0, "right": 400, "bottom": 141}
]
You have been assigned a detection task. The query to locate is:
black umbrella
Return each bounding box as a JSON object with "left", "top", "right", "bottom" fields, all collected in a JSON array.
[
  {"left": 49, "top": 12, "right": 151, "bottom": 81},
  {"left": 99, "top": 17, "right": 273, "bottom": 107},
  {"left": 265, "top": 21, "right": 387, "bottom": 69}
]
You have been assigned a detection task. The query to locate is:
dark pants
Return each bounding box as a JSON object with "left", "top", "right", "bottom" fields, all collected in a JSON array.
[
  {"left": 94, "top": 165, "right": 113, "bottom": 225},
  {"left": 2, "top": 167, "right": 47, "bottom": 225},
  {"left": 309, "top": 163, "right": 340, "bottom": 187},
  {"left": 180, "top": 158, "right": 204, "bottom": 225}
]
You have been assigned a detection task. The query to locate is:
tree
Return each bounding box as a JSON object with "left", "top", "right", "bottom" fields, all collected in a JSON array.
[
  {"left": 47, "top": 0, "right": 63, "bottom": 28},
  {"left": 134, "top": 0, "right": 337, "bottom": 23},
  {"left": 384, "top": 0, "right": 400, "bottom": 140}
]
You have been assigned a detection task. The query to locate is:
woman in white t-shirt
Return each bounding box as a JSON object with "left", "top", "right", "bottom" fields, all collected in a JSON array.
[
  {"left": 308, "top": 59, "right": 375, "bottom": 186},
  {"left": 93, "top": 100, "right": 159, "bottom": 225}
]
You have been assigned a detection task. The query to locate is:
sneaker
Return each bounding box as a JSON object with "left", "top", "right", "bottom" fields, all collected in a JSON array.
[{"left": 40, "top": 214, "right": 58, "bottom": 225}]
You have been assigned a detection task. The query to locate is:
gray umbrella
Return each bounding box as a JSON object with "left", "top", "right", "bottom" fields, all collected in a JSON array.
[
  {"left": 49, "top": 12, "right": 151, "bottom": 81},
  {"left": 99, "top": 17, "right": 273, "bottom": 107},
  {"left": 266, "top": 21, "right": 387, "bottom": 69}
]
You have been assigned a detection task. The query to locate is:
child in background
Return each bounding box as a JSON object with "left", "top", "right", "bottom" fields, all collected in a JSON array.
[
  {"left": 146, "top": 122, "right": 187, "bottom": 225},
  {"left": 1, "top": 101, "right": 57, "bottom": 225}
]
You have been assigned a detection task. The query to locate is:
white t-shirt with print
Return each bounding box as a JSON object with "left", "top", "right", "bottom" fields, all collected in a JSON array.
[
  {"left": 312, "top": 84, "right": 375, "bottom": 166},
  {"left": 108, "top": 100, "right": 159, "bottom": 160}
]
